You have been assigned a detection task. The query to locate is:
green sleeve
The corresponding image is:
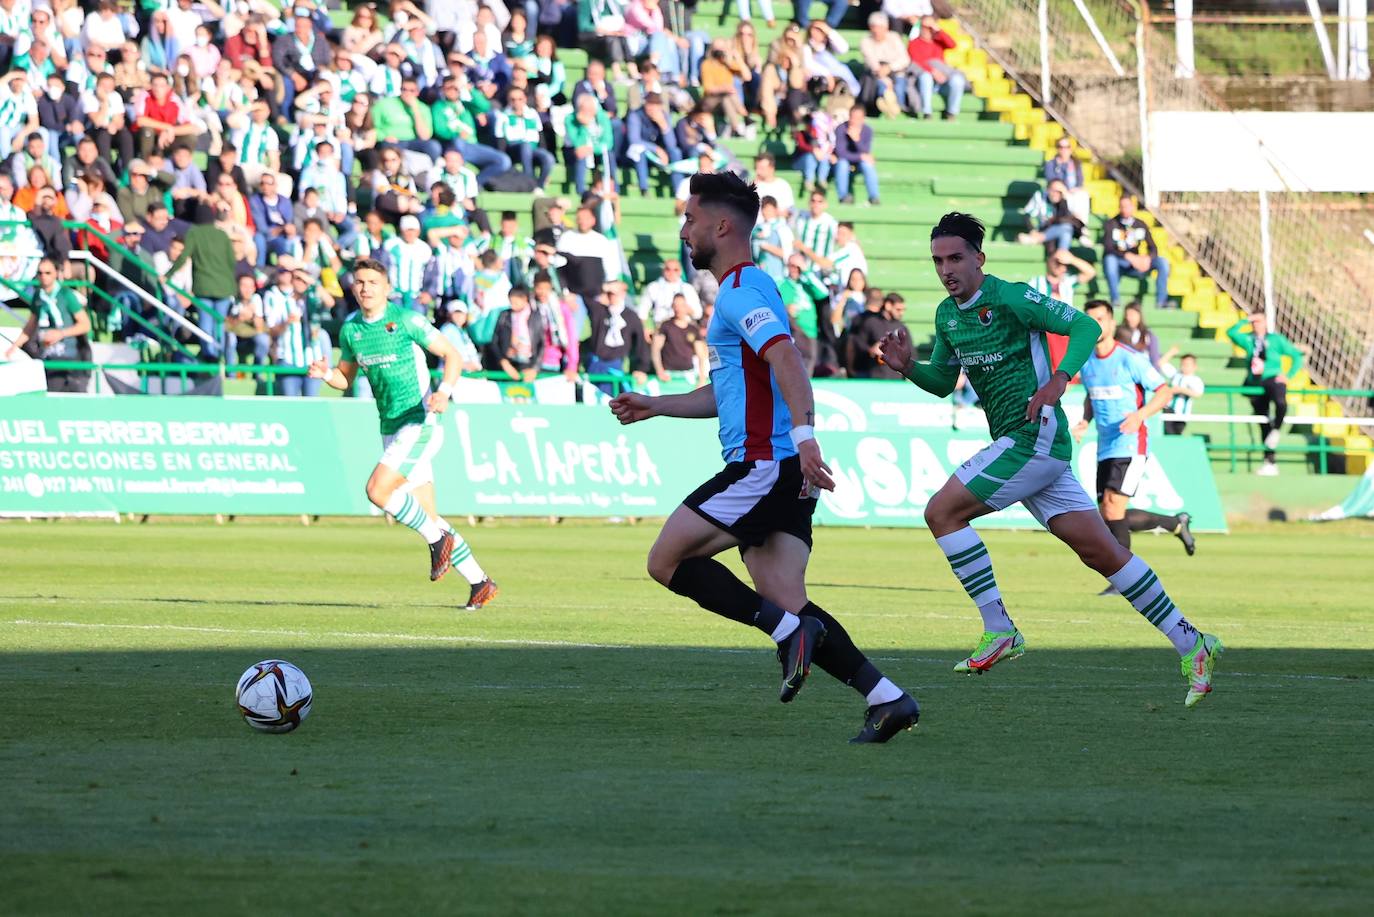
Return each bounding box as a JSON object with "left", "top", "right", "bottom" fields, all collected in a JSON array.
[
  {"left": 1279, "top": 336, "right": 1303, "bottom": 377},
  {"left": 413, "top": 104, "right": 433, "bottom": 137},
  {"left": 466, "top": 92, "right": 492, "bottom": 116},
  {"left": 1225, "top": 319, "right": 1252, "bottom": 351},
  {"left": 577, "top": 0, "right": 595, "bottom": 33},
  {"left": 405, "top": 311, "right": 441, "bottom": 350},
  {"left": 564, "top": 113, "right": 587, "bottom": 148},
  {"left": 430, "top": 101, "right": 455, "bottom": 140},
  {"left": 903, "top": 329, "right": 960, "bottom": 397},
  {"left": 1005, "top": 284, "right": 1099, "bottom": 378},
  {"left": 62, "top": 289, "right": 86, "bottom": 319}
]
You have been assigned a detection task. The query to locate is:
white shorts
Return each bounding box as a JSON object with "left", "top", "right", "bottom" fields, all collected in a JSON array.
[
  {"left": 379, "top": 416, "right": 443, "bottom": 486},
  {"left": 955, "top": 436, "right": 1097, "bottom": 527}
]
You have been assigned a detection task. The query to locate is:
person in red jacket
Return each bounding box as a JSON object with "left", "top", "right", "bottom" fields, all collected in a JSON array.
[{"left": 906, "top": 16, "right": 967, "bottom": 120}]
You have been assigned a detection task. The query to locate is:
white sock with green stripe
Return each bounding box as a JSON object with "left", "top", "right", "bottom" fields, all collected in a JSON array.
[
  {"left": 383, "top": 491, "right": 443, "bottom": 543},
  {"left": 436, "top": 518, "right": 487, "bottom": 585},
  {"left": 1107, "top": 555, "right": 1198, "bottom": 655},
  {"left": 936, "top": 527, "right": 1014, "bottom": 632}
]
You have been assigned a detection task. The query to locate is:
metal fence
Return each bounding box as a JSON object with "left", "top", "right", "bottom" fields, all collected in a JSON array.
[{"left": 952, "top": 1, "right": 1374, "bottom": 410}]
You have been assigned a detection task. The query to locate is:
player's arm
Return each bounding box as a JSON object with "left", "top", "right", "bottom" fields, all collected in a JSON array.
[
  {"left": 1225, "top": 317, "right": 1252, "bottom": 350},
  {"left": 610, "top": 382, "right": 718, "bottom": 424},
  {"left": 763, "top": 338, "right": 834, "bottom": 491},
  {"left": 1073, "top": 393, "right": 1093, "bottom": 441},
  {"left": 1120, "top": 355, "right": 1172, "bottom": 433},
  {"left": 422, "top": 327, "right": 463, "bottom": 412},
  {"left": 312, "top": 358, "right": 357, "bottom": 390},
  {"left": 650, "top": 331, "right": 669, "bottom": 380},
  {"left": 878, "top": 326, "right": 959, "bottom": 397},
  {"left": 1008, "top": 289, "right": 1099, "bottom": 419}
]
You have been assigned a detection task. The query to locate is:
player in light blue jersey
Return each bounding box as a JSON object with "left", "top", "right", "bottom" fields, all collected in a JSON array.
[
  {"left": 609, "top": 172, "right": 917, "bottom": 744},
  {"left": 1076, "top": 301, "right": 1196, "bottom": 567}
]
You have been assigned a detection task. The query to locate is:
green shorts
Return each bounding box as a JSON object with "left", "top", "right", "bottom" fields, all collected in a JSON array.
[
  {"left": 954, "top": 435, "right": 1096, "bottom": 527},
  {"left": 379, "top": 416, "right": 443, "bottom": 485}
]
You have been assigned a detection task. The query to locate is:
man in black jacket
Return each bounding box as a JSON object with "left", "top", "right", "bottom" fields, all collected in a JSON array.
[
  {"left": 271, "top": 13, "right": 332, "bottom": 110},
  {"left": 484, "top": 286, "right": 547, "bottom": 381},
  {"left": 37, "top": 74, "right": 83, "bottom": 160},
  {"left": 583, "top": 280, "right": 649, "bottom": 394},
  {"left": 1102, "top": 193, "right": 1171, "bottom": 308}
]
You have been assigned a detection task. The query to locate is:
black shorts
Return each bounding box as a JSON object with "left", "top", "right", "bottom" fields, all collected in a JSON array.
[
  {"left": 1096, "top": 456, "right": 1147, "bottom": 501},
  {"left": 682, "top": 455, "right": 817, "bottom": 550}
]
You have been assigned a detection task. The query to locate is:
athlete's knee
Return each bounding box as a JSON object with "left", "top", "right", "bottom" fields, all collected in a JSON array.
[
  {"left": 924, "top": 500, "right": 959, "bottom": 535},
  {"left": 1080, "top": 537, "right": 1129, "bottom": 575},
  {"left": 365, "top": 477, "right": 393, "bottom": 508},
  {"left": 646, "top": 544, "right": 679, "bottom": 588}
]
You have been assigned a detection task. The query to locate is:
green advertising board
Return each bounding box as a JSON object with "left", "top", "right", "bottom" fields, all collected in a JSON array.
[{"left": 0, "top": 394, "right": 1226, "bottom": 530}]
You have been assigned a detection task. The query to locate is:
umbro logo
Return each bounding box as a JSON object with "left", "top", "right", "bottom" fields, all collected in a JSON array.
[{"left": 946, "top": 319, "right": 958, "bottom": 330}]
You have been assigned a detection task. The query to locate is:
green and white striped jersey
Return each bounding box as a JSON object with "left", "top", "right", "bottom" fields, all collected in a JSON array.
[
  {"left": 383, "top": 236, "right": 432, "bottom": 296},
  {"left": 794, "top": 212, "right": 837, "bottom": 267},
  {"left": 496, "top": 108, "right": 542, "bottom": 146},
  {"left": 234, "top": 121, "right": 278, "bottom": 167}
]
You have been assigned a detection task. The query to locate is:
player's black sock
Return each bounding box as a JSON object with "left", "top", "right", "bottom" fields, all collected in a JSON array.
[
  {"left": 1107, "top": 518, "right": 1131, "bottom": 550},
  {"left": 667, "top": 556, "right": 789, "bottom": 636},
  {"left": 800, "top": 601, "right": 883, "bottom": 696},
  {"left": 1126, "top": 509, "right": 1180, "bottom": 533}
]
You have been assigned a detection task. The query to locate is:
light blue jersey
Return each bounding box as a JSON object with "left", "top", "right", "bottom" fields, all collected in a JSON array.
[
  {"left": 707, "top": 263, "right": 795, "bottom": 463},
  {"left": 1080, "top": 342, "right": 1167, "bottom": 460}
]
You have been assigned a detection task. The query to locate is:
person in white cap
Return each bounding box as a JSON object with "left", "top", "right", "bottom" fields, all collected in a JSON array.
[{"left": 383, "top": 214, "right": 435, "bottom": 313}]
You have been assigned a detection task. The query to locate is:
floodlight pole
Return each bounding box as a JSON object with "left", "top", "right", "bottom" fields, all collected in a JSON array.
[
  {"left": 1174, "top": 0, "right": 1195, "bottom": 78},
  {"left": 1258, "top": 189, "right": 1276, "bottom": 327},
  {"left": 1038, "top": 0, "right": 1051, "bottom": 103}
]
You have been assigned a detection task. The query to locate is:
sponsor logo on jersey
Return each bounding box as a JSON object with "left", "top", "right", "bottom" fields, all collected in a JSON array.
[
  {"left": 740, "top": 308, "right": 775, "bottom": 334},
  {"left": 977, "top": 306, "right": 994, "bottom": 327},
  {"left": 357, "top": 353, "right": 399, "bottom": 368},
  {"left": 957, "top": 351, "right": 1004, "bottom": 367},
  {"left": 1023, "top": 288, "right": 1044, "bottom": 304}
]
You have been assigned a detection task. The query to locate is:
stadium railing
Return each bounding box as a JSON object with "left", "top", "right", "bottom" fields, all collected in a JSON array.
[{"left": 1163, "top": 384, "right": 1374, "bottom": 474}]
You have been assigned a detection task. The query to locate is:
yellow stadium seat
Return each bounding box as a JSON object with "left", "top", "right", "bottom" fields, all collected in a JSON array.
[
  {"left": 1183, "top": 291, "right": 1216, "bottom": 313},
  {"left": 1346, "top": 452, "right": 1372, "bottom": 474},
  {"left": 1166, "top": 274, "right": 1196, "bottom": 297}
]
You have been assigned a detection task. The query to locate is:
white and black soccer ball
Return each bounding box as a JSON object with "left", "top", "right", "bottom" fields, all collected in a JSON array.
[{"left": 235, "top": 660, "right": 313, "bottom": 733}]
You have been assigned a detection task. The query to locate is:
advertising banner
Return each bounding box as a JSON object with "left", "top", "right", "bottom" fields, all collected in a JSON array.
[{"left": 0, "top": 395, "right": 1225, "bottom": 531}]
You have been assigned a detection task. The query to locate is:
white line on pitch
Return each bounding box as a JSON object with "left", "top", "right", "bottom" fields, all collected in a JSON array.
[{"left": 4, "top": 619, "right": 1369, "bottom": 685}]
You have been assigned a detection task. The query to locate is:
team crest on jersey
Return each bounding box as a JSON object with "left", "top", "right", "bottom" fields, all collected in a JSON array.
[
  {"left": 977, "top": 306, "right": 994, "bottom": 327},
  {"left": 385, "top": 322, "right": 397, "bottom": 333}
]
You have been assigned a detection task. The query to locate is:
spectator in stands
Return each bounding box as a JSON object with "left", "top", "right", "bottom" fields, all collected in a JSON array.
[
  {"left": 12, "top": 132, "right": 61, "bottom": 190},
  {"left": 431, "top": 74, "right": 513, "bottom": 187},
  {"left": 883, "top": 0, "right": 935, "bottom": 33},
  {"left": 907, "top": 15, "right": 966, "bottom": 120},
  {"left": 250, "top": 173, "right": 297, "bottom": 268},
  {"left": 67, "top": 170, "right": 119, "bottom": 225},
  {"left": 228, "top": 101, "right": 281, "bottom": 189},
  {"left": 166, "top": 143, "right": 206, "bottom": 221},
  {"left": 834, "top": 106, "right": 880, "bottom": 206},
  {"left": 651, "top": 292, "right": 708, "bottom": 381},
  {"left": 625, "top": 92, "right": 683, "bottom": 195},
  {"left": 758, "top": 21, "right": 806, "bottom": 131},
  {"left": 134, "top": 71, "right": 200, "bottom": 158},
  {"left": 699, "top": 39, "right": 752, "bottom": 138},
  {"left": 532, "top": 270, "right": 581, "bottom": 380},
  {"left": 1102, "top": 193, "right": 1170, "bottom": 308},
  {"left": 272, "top": 7, "right": 332, "bottom": 112},
  {"left": 639, "top": 257, "right": 701, "bottom": 324},
  {"left": 3, "top": 256, "right": 91, "bottom": 392},
  {"left": 583, "top": 279, "right": 649, "bottom": 392},
  {"left": 15, "top": 166, "right": 69, "bottom": 219},
  {"left": 1030, "top": 247, "right": 1096, "bottom": 305},
  {"left": 564, "top": 91, "right": 615, "bottom": 196},
  {"left": 557, "top": 203, "right": 621, "bottom": 304},
  {"left": 784, "top": 100, "right": 826, "bottom": 184},
  {"left": 139, "top": 203, "right": 187, "bottom": 258},
  {"left": 793, "top": 188, "right": 837, "bottom": 276},
  {"left": 731, "top": 0, "right": 776, "bottom": 29},
  {"left": 803, "top": 21, "right": 860, "bottom": 97},
  {"left": 799, "top": 0, "right": 852, "bottom": 30},
  {"left": 534, "top": 197, "right": 570, "bottom": 248},
  {"left": 727, "top": 20, "right": 764, "bottom": 110},
  {"left": 1160, "top": 349, "right": 1204, "bottom": 436},
  {"left": 860, "top": 12, "right": 911, "bottom": 118},
  {"left": 0, "top": 70, "right": 39, "bottom": 158},
  {"left": 580, "top": 0, "right": 634, "bottom": 82},
  {"left": 436, "top": 302, "right": 485, "bottom": 375},
  {"left": 80, "top": 73, "right": 131, "bottom": 172},
  {"left": 64, "top": 137, "right": 116, "bottom": 198},
  {"left": 227, "top": 272, "right": 271, "bottom": 380},
  {"left": 572, "top": 57, "right": 621, "bottom": 121},
  {"left": 383, "top": 214, "right": 435, "bottom": 313},
  {"left": 752, "top": 151, "right": 793, "bottom": 217},
  {"left": 496, "top": 85, "right": 553, "bottom": 191},
  {"left": 1017, "top": 179, "right": 1081, "bottom": 252},
  {"left": 486, "top": 285, "right": 546, "bottom": 381},
  {"left": 847, "top": 291, "right": 906, "bottom": 379},
  {"left": 1116, "top": 302, "right": 1163, "bottom": 371},
  {"left": 1227, "top": 310, "right": 1304, "bottom": 476},
  {"left": 374, "top": 76, "right": 443, "bottom": 164},
  {"left": 1044, "top": 137, "right": 1085, "bottom": 190},
  {"left": 261, "top": 268, "right": 308, "bottom": 395},
  {"left": 37, "top": 73, "right": 81, "bottom": 161},
  {"left": 837, "top": 279, "right": 877, "bottom": 341},
  {"left": 778, "top": 252, "right": 825, "bottom": 374},
  {"left": 166, "top": 203, "right": 236, "bottom": 361},
  {"left": 750, "top": 195, "right": 794, "bottom": 282},
  {"left": 822, "top": 220, "right": 869, "bottom": 289}
]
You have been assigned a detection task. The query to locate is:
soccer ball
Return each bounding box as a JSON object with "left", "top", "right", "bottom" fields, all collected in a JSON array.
[{"left": 235, "top": 660, "right": 313, "bottom": 733}]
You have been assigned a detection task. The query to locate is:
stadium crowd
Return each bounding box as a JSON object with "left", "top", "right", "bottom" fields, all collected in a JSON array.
[{"left": 0, "top": 0, "right": 1217, "bottom": 415}]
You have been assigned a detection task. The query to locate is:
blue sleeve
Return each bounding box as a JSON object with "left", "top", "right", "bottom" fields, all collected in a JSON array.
[
  {"left": 1131, "top": 351, "right": 1167, "bottom": 391},
  {"left": 719, "top": 286, "right": 790, "bottom": 356}
]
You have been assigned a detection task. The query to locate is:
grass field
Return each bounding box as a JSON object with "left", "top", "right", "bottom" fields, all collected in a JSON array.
[{"left": 2, "top": 518, "right": 1372, "bottom": 915}]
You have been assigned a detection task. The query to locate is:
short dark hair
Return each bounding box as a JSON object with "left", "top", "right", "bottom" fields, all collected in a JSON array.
[
  {"left": 509, "top": 285, "right": 530, "bottom": 301},
  {"left": 930, "top": 212, "right": 985, "bottom": 252},
  {"left": 532, "top": 270, "right": 553, "bottom": 286},
  {"left": 760, "top": 195, "right": 777, "bottom": 208},
  {"left": 688, "top": 170, "right": 759, "bottom": 228},
  {"left": 838, "top": 221, "right": 854, "bottom": 232},
  {"left": 501, "top": 210, "right": 517, "bottom": 221},
  {"left": 1084, "top": 298, "right": 1113, "bottom": 315},
  {"left": 353, "top": 257, "right": 387, "bottom": 278},
  {"left": 431, "top": 183, "right": 455, "bottom": 207},
  {"left": 1180, "top": 352, "right": 1197, "bottom": 362},
  {"left": 479, "top": 249, "right": 501, "bottom": 268},
  {"left": 883, "top": 292, "right": 904, "bottom": 306},
  {"left": 755, "top": 152, "right": 775, "bottom": 167}
]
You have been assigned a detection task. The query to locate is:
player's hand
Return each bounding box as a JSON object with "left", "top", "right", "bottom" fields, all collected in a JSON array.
[
  {"left": 307, "top": 359, "right": 330, "bottom": 380},
  {"left": 1072, "top": 419, "right": 1090, "bottom": 442},
  {"left": 426, "top": 390, "right": 450, "bottom": 413},
  {"left": 876, "top": 326, "right": 912, "bottom": 375},
  {"left": 1119, "top": 410, "right": 1144, "bottom": 434},
  {"left": 797, "top": 437, "right": 834, "bottom": 492},
  {"left": 609, "top": 391, "right": 655, "bottom": 424},
  {"left": 1026, "top": 372, "right": 1069, "bottom": 422}
]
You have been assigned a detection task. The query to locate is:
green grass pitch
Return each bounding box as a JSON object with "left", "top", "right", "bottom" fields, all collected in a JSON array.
[{"left": 2, "top": 519, "right": 1372, "bottom": 915}]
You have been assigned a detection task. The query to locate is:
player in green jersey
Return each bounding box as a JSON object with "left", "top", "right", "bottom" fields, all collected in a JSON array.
[
  {"left": 308, "top": 258, "right": 499, "bottom": 611},
  {"left": 879, "top": 214, "right": 1222, "bottom": 707}
]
